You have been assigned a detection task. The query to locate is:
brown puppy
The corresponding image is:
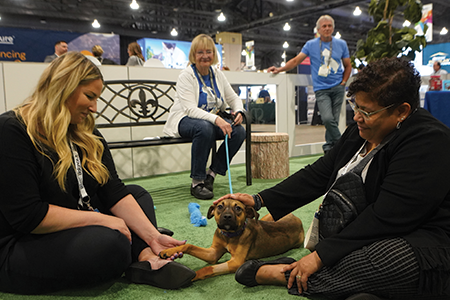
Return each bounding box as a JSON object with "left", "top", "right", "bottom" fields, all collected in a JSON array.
[{"left": 159, "top": 198, "right": 304, "bottom": 281}]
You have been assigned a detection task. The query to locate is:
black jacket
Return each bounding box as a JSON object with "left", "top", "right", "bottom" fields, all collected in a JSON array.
[{"left": 261, "top": 108, "right": 450, "bottom": 294}]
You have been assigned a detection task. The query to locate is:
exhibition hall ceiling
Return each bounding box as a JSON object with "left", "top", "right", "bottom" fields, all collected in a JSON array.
[{"left": 1, "top": 0, "right": 449, "bottom": 69}]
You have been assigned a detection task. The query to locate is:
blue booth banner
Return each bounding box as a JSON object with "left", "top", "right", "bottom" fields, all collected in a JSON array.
[
  {"left": 423, "top": 42, "right": 450, "bottom": 74},
  {"left": 137, "top": 37, "right": 222, "bottom": 69},
  {"left": 69, "top": 32, "right": 120, "bottom": 65},
  {"left": 0, "top": 27, "right": 81, "bottom": 62},
  {"left": 0, "top": 27, "right": 120, "bottom": 64}
]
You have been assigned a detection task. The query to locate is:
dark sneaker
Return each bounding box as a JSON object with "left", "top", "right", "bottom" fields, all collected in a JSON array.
[
  {"left": 204, "top": 175, "right": 215, "bottom": 192},
  {"left": 190, "top": 183, "right": 214, "bottom": 200}
]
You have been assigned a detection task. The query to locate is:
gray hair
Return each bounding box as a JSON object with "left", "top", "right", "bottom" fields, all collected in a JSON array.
[{"left": 316, "top": 15, "right": 335, "bottom": 29}]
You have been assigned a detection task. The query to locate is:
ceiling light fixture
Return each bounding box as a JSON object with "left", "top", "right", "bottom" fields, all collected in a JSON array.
[
  {"left": 441, "top": 27, "right": 448, "bottom": 35},
  {"left": 403, "top": 20, "right": 411, "bottom": 27},
  {"left": 170, "top": 28, "right": 178, "bottom": 36},
  {"left": 353, "top": 6, "right": 361, "bottom": 16},
  {"left": 283, "top": 41, "right": 289, "bottom": 48},
  {"left": 92, "top": 19, "right": 100, "bottom": 28},
  {"left": 130, "top": 0, "right": 139, "bottom": 10},
  {"left": 286, "top": 0, "right": 294, "bottom": 2},
  {"left": 335, "top": 32, "right": 341, "bottom": 39},
  {"left": 283, "top": 22, "right": 291, "bottom": 31},
  {"left": 218, "top": 12, "right": 226, "bottom": 22}
]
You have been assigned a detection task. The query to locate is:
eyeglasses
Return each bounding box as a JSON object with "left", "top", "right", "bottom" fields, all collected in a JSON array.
[
  {"left": 196, "top": 50, "right": 213, "bottom": 56},
  {"left": 347, "top": 98, "right": 395, "bottom": 121}
]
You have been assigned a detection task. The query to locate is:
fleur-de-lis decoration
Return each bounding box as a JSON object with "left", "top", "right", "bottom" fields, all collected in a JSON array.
[{"left": 129, "top": 88, "right": 157, "bottom": 117}]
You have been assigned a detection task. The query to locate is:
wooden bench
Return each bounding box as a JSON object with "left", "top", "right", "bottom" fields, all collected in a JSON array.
[{"left": 95, "top": 79, "right": 252, "bottom": 185}]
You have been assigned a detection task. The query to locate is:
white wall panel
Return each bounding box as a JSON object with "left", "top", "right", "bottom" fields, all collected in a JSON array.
[{"left": 3, "top": 62, "right": 47, "bottom": 111}]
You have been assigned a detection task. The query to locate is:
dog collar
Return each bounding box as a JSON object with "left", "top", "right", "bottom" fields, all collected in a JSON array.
[{"left": 220, "top": 221, "right": 247, "bottom": 238}]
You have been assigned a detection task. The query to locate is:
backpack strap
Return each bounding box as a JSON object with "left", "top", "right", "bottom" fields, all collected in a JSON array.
[{"left": 352, "top": 131, "right": 395, "bottom": 175}]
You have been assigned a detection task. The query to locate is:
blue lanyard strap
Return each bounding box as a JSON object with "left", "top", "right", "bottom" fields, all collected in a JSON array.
[{"left": 225, "top": 134, "right": 233, "bottom": 194}]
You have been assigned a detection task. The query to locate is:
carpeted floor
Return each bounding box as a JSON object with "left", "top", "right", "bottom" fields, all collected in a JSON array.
[{"left": 0, "top": 155, "right": 324, "bottom": 300}]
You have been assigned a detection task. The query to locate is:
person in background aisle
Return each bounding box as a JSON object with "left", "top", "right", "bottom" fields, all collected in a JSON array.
[
  {"left": 92, "top": 45, "right": 117, "bottom": 65},
  {"left": 44, "top": 40, "right": 68, "bottom": 63},
  {"left": 268, "top": 15, "right": 352, "bottom": 154},
  {"left": 126, "top": 42, "right": 145, "bottom": 66},
  {"left": 0, "top": 52, "right": 195, "bottom": 294},
  {"left": 258, "top": 88, "right": 272, "bottom": 103},
  {"left": 163, "top": 34, "right": 246, "bottom": 200},
  {"left": 431, "top": 61, "right": 448, "bottom": 75},
  {"left": 219, "top": 57, "right": 450, "bottom": 300}
]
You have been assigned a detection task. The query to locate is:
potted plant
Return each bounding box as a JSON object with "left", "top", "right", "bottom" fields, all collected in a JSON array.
[{"left": 352, "top": 0, "right": 427, "bottom": 66}]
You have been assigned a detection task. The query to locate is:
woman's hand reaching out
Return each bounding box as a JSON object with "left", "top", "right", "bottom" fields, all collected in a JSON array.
[{"left": 149, "top": 234, "right": 186, "bottom": 260}]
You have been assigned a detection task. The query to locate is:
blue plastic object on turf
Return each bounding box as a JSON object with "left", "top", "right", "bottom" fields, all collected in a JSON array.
[{"left": 188, "top": 202, "right": 207, "bottom": 227}]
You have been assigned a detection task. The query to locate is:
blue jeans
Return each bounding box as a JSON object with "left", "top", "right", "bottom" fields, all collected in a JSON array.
[
  {"left": 178, "top": 116, "right": 246, "bottom": 180},
  {"left": 315, "top": 84, "right": 346, "bottom": 151}
]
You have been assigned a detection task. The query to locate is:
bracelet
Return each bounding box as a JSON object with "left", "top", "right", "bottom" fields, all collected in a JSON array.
[{"left": 252, "top": 194, "right": 262, "bottom": 211}]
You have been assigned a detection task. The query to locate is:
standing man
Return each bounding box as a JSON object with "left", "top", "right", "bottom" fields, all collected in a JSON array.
[
  {"left": 268, "top": 15, "right": 352, "bottom": 154},
  {"left": 431, "top": 61, "right": 448, "bottom": 75},
  {"left": 44, "top": 41, "right": 68, "bottom": 63}
]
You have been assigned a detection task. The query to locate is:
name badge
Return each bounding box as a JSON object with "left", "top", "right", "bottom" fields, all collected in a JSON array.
[{"left": 318, "top": 64, "right": 330, "bottom": 77}]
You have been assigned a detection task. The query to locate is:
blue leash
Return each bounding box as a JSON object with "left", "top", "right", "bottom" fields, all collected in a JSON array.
[{"left": 225, "top": 134, "right": 233, "bottom": 194}]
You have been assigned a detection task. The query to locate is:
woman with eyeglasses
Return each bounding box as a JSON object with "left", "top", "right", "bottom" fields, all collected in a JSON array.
[
  {"left": 163, "top": 34, "right": 246, "bottom": 200},
  {"left": 216, "top": 57, "right": 450, "bottom": 299}
]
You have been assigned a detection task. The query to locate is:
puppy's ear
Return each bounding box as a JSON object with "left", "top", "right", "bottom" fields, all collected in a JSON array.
[
  {"left": 207, "top": 205, "right": 216, "bottom": 219},
  {"left": 245, "top": 206, "right": 260, "bottom": 221}
]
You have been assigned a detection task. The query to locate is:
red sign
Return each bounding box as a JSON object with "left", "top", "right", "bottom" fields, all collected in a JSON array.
[{"left": 300, "top": 57, "right": 311, "bottom": 65}]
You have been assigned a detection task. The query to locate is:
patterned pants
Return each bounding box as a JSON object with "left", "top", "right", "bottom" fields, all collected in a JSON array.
[{"left": 288, "top": 238, "right": 423, "bottom": 299}]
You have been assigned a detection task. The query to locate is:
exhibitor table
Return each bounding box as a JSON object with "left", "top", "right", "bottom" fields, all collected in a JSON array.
[{"left": 424, "top": 91, "right": 450, "bottom": 128}]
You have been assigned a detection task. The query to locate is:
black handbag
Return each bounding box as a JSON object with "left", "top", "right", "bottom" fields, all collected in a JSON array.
[
  {"left": 318, "top": 133, "right": 395, "bottom": 240},
  {"left": 217, "top": 110, "right": 235, "bottom": 121},
  {"left": 318, "top": 161, "right": 369, "bottom": 239}
]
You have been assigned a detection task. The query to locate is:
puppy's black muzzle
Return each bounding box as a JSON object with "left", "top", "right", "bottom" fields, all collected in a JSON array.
[{"left": 218, "top": 212, "right": 239, "bottom": 231}]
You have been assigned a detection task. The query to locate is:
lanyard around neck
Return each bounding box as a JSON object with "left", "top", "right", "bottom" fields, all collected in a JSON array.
[
  {"left": 320, "top": 38, "right": 333, "bottom": 67},
  {"left": 69, "top": 141, "right": 96, "bottom": 211},
  {"left": 195, "top": 66, "right": 217, "bottom": 96},
  {"left": 193, "top": 65, "right": 222, "bottom": 111}
]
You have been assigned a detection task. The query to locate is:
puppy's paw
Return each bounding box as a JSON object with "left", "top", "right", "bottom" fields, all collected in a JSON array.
[{"left": 159, "top": 248, "right": 178, "bottom": 259}]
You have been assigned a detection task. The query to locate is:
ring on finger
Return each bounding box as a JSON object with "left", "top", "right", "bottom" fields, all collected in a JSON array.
[{"left": 296, "top": 275, "right": 302, "bottom": 280}]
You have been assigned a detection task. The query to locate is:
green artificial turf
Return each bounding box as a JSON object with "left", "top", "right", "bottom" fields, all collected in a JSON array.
[{"left": 0, "top": 155, "right": 323, "bottom": 300}]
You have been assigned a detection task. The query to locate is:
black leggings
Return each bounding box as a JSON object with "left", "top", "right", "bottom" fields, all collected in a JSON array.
[{"left": 0, "top": 184, "right": 156, "bottom": 294}]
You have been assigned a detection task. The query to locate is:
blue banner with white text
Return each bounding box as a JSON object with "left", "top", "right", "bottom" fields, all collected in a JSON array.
[{"left": 0, "top": 27, "right": 82, "bottom": 62}]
